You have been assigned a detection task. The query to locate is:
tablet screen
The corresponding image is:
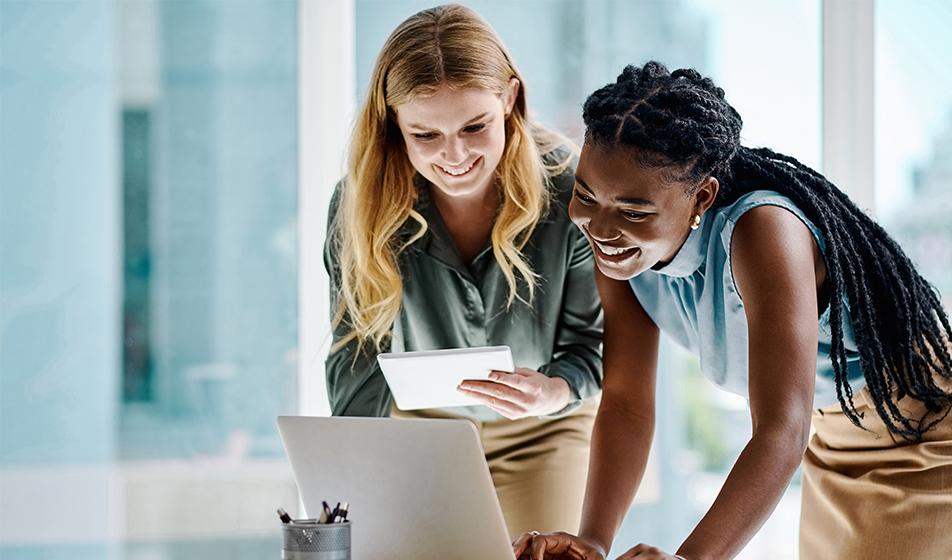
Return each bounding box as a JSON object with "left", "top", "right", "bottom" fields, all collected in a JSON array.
[{"left": 377, "top": 346, "right": 514, "bottom": 411}]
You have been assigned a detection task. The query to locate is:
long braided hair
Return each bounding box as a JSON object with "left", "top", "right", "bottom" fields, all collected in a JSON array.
[{"left": 583, "top": 61, "right": 952, "bottom": 440}]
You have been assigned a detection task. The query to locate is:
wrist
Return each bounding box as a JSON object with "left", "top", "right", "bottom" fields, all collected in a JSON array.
[
  {"left": 577, "top": 532, "right": 609, "bottom": 558},
  {"left": 538, "top": 375, "right": 574, "bottom": 417},
  {"left": 551, "top": 375, "right": 571, "bottom": 405},
  {"left": 675, "top": 549, "right": 709, "bottom": 560},
  {"left": 544, "top": 372, "right": 570, "bottom": 399}
]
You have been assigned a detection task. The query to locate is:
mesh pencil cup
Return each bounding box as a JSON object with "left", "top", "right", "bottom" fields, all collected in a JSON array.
[{"left": 281, "top": 520, "right": 351, "bottom": 560}]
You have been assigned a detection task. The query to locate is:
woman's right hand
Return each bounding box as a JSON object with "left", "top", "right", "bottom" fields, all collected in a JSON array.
[{"left": 512, "top": 531, "right": 607, "bottom": 560}]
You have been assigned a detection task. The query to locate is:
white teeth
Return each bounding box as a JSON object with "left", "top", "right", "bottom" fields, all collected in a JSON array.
[
  {"left": 596, "top": 242, "right": 634, "bottom": 256},
  {"left": 439, "top": 159, "right": 476, "bottom": 176}
]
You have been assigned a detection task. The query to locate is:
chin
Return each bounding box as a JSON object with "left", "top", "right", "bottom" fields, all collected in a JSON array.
[
  {"left": 435, "top": 172, "right": 491, "bottom": 197},
  {"left": 594, "top": 262, "right": 636, "bottom": 281},
  {"left": 422, "top": 161, "right": 496, "bottom": 199},
  {"left": 595, "top": 256, "right": 656, "bottom": 281}
]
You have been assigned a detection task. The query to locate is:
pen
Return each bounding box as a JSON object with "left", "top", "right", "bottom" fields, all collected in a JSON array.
[
  {"left": 322, "top": 501, "right": 333, "bottom": 519},
  {"left": 335, "top": 501, "right": 349, "bottom": 523},
  {"left": 329, "top": 502, "right": 341, "bottom": 523},
  {"left": 276, "top": 507, "right": 292, "bottom": 524}
]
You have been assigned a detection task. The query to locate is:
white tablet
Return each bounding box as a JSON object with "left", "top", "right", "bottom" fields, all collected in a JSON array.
[{"left": 377, "top": 345, "right": 514, "bottom": 411}]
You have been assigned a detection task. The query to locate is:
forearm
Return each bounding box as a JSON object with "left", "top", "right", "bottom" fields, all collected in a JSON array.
[
  {"left": 325, "top": 349, "right": 393, "bottom": 417},
  {"left": 677, "top": 427, "right": 807, "bottom": 560},
  {"left": 578, "top": 397, "right": 654, "bottom": 554}
]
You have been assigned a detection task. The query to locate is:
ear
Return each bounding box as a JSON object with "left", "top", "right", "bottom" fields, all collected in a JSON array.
[
  {"left": 693, "top": 176, "right": 720, "bottom": 216},
  {"left": 503, "top": 77, "right": 520, "bottom": 116}
]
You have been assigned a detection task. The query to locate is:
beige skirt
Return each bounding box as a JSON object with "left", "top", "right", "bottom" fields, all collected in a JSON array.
[
  {"left": 392, "top": 399, "right": 598, "bottom": 539},
  {"left": 801, "top": 386, "right": 952, "bottom": 559}
]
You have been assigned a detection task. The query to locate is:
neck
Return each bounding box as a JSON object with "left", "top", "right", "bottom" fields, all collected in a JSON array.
[{"left": 429, "top": 180, "right": 499, "bottom": 223}]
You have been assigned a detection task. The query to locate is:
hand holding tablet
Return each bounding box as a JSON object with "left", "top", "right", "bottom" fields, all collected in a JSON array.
[
  {"left": 458, "top": 368, "right": 573, "bottom": 419},
  {"left": 378, "top": 345, "right": 572, "bottom": 417}
]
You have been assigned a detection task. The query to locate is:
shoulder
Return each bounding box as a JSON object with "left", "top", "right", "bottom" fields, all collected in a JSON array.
[
  {"left": 330, "top": 176, "right": 346, "bottom": 204},
  {"left": 718, "top": 189, "right": 794, "bottom": 222},
  {"left": 327, "top": 177, "right": 347, "bottom": 219},
  {"left": 730, "top": 204, "right": 820, "bottom": 302},
  {"left": 701, "top": 189, "right": 825, "bottom": 301},
  {"left": 540, "top": 142, "right": 578, "bottom": 170},
  {"left": 540, "top": 144, "right": 579, "bottom": 207},
  {"left": 325, "top": 177, "right": 349, "bottom": 244},
  {"left": 532, "top": 122, "right": 578, "bottom": 193},
  {"left": 733, "top": 204, "right": 815, "bottom": 248},
  {"left": 714, "top": 189, "right": 823, "bottom": 252}
]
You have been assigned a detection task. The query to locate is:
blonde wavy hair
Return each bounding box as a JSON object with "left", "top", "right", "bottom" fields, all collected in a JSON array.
[{"left": 331, "top": 3, "right": 572, "bottom": 353}]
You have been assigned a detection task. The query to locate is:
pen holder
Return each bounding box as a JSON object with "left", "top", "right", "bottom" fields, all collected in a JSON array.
[{"left": 281, "top": 520, "right": 351, "bottom": 560}]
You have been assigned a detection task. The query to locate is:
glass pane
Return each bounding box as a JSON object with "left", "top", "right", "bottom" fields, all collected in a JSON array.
[
  {"left": 1, "top": 0, "right": 299, "bottom": 557},
  {"left": 875, "top": 0, "right": 952, "bottom": 312},
  {"left": 354, "top": 2, "right": 819, "bottom": 558}
]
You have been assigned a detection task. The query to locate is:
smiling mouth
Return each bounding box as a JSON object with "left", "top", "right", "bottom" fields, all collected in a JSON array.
[
  {"left": 593, "top": 240, "right": 638, "bottom": 261},
  {"left": 437, "top": 157, "right": 480, "bottom": 177}
]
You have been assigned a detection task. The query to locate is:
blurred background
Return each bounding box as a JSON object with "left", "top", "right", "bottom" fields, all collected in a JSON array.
[{"left": 1, "top": 0, "right": 950, "bottom": 558}]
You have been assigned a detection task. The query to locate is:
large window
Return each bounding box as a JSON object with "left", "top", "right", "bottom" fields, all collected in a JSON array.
[
  {"left": 2, "top": 0, "right": 298, "bottom": 557},
  {"left": 116, "top": 0, "right": 299, "bottom": 462},
  {"left": 875, "top": 0, "right": 952, "bottom": 311}
]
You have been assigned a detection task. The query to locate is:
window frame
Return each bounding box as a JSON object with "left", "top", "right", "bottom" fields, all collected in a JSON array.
[
  {"left": 298, "top": 0, "right": 356, "bottom": 416},
  {"left": 822, "top": 0, "right": 876, "bottom": 214}
]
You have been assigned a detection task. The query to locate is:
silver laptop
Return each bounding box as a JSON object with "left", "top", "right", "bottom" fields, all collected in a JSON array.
[{"left": 277, "top": 416, "right": 516, "bottom": 560}]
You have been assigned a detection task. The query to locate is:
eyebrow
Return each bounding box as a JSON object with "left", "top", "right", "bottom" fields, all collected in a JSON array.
[
  {"left": 575, "top": 177, "right": 656, "bottom": 207},
  {"left": 406, "top": 112, "right": 491, "bottom": 131}
]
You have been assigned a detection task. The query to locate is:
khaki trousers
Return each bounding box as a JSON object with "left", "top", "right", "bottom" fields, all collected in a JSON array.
[
  {"left": 801, "top": 386, "right": 952, "bottom": 559},
  {"left": 392, "top": 398, "right": 598, "bottom": 539}
]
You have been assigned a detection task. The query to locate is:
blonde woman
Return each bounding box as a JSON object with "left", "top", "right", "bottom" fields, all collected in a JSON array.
[{"left": 323, "top": 4, "right": 602, "bottom": 538}]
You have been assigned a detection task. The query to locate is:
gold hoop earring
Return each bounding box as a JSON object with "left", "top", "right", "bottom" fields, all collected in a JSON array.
[{"left": 690, "top": 214, "right": 701, "bottom": 230}]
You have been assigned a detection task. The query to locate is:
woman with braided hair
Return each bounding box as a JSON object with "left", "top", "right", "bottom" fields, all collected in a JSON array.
[{"left": 514, "top": 61, "right": 952, "bottom": 560}]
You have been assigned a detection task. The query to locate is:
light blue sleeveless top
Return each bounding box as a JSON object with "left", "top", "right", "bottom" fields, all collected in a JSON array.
[{"left": 629, "top": 190, "right": 865, "bottom": 407}]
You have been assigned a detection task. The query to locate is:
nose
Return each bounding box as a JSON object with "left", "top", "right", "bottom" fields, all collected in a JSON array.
[
  {"left": 580, "top": 208, "right": 622, "bottom": 243},
  {"left": 587, "top": 223, "right": 622, "bottom": 243},
  {"left": 441, "top": 135, "right": 466, "bottom": 165}
]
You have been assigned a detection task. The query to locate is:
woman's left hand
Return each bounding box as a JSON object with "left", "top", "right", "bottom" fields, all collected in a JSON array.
[
  {"left": 615, "top": 544, "right": 682, "bottom": 560},
  {"left": 457, "top": 367, "right": 571, "bottom": 419}
]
